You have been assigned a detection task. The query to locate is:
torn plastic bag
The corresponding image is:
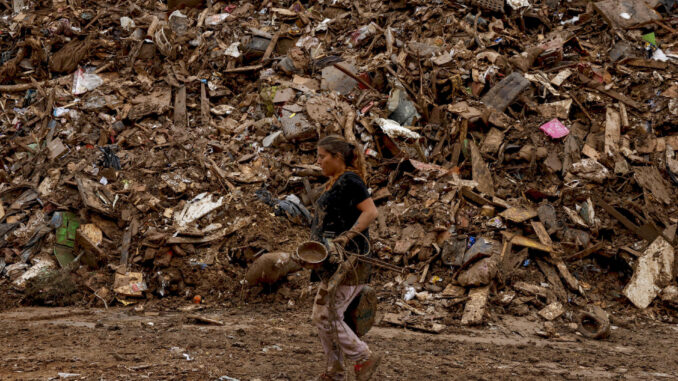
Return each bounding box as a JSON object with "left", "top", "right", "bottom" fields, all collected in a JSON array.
[
  {"left": 460, "top": 237, "right": 501, "bottom": 267},
  {"left": 98, "top": 146, "right": 121, "bottom": 170},
  {"left": 175, "top": 193, "right": 224, "bottom": 228},
  {"left": 255, "top": 189, "right": 311, "bottom": 226},
  {"left": 72, "top": 67, "right": 103, "bottom": 95},
  {"left": 20, "top": 223, "right": 52, "bottom": 263}
]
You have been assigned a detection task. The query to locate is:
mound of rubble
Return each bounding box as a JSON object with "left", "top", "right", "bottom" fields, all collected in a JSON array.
[{"left": 1, "top": 0, "right": 677, "bottom": 330}]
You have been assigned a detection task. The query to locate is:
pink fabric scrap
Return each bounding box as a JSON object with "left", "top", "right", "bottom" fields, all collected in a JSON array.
[{"left": 539, "top": 118, "right": 570, "bottom": 139}]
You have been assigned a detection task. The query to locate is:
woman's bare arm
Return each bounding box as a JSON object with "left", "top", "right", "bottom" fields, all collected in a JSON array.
[{"left": 351, "top": 197, "right": 378, "bottom": 233}]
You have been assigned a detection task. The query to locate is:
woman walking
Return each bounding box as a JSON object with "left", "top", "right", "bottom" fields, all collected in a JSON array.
[{"left": 310, "top": 135, "right": 381, "bottom": 381}]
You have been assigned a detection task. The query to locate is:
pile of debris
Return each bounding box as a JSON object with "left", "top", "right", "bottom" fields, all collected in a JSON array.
[{"left": 1, "top": 0, "right": 677, "bottom": 331}]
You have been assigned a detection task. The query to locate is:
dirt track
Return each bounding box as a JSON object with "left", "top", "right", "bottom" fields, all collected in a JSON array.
[{"left": 2, "top": 305, "right": 678, "bottom": 380}]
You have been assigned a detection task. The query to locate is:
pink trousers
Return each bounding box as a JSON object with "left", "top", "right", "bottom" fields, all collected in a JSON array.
[{"left": 311, "top": 282, "right": 370, "bottom": 380}]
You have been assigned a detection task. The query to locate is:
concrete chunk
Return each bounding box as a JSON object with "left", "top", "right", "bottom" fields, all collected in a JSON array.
[
  {"left": 623, "top": 237, "right": 674, "bottom": 309},
  {"left": 461, "top": 286, "right": 490, "bottom": 325}
]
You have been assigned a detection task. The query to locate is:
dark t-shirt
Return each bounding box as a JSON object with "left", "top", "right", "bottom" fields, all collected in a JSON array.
[{"left": 311, "top": 171, "right": 372, "bottom": 283}]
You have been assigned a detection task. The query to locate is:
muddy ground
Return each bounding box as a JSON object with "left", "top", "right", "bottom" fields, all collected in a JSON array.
[{"left": 2, "top": 302, "right": 678, "bottom": 381}]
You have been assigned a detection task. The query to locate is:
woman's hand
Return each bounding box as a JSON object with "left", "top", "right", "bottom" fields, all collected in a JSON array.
[
  {"left": 333, "top": 230, "right": 358, "bottom": 248},
  {"left": 334, "top": 198, "right": 378, "bottom": 248}
]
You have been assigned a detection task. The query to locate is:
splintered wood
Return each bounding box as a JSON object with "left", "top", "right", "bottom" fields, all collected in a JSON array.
[
  {"left": 382, "top": 313, "right": 445, "bottom": 333},
  {"left": 470, "top": 141, "right": 495, "bottom": 197},
  {"left": 461, "top": 286, "right": 490, "bottom": 325},
  {"left": 604, "top": 107, "right": 621, "bottom": 157}
]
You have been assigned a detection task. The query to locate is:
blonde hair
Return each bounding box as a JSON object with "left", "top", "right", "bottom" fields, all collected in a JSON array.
[{"left": 318, "top": 135, "right": 367, "bottom": 187}]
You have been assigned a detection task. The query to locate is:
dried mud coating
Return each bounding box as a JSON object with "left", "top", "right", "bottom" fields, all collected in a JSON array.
[
  {"left": 1, "top": 307, "right": 678, "bottom": 379},
  {"left": 297, "top": 243, "right": 326, "bottom": 264},
  {"left": 245, "top": 252, "right": 301, "bottom": 286}
]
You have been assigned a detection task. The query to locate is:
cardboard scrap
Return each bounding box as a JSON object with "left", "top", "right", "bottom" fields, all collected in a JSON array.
[
  {"left": 550, "top": 69, "right": 572, "bottom": 86},
  {"left": 76, "top": 176, "right": 114, "bottom": 217},
  {"left": 113, "top": 272, "right": 148, "bottom": 297},
  {"left": 480, "top": 128, "right": 505, "bottom": 154},
  {"left": 633, "top": 166, "right": 672, "bottom": 205},
  {"left": 593, "top": 0, "right": 660, "bottom": 29},
  {"left": 442, "top": 284, "right": 466, "bottom": 298},
  {"left": 537, "top": 99, "right": 572, "bottom": 119},
  {"left": 76, "top": 223, "right": 104, "bottom": 267},
  {"left": 47, "top": 138, "right": 67, "bottom": 160},
  {"left": 499, "top": 206, "right": 538, "bottom": 223}
]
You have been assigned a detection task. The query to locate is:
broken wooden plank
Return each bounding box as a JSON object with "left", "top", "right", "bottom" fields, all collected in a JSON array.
[
  {"left": 513, "top": 281, "right": 556, "bottom": 303},
  {"left": 382, "top": 313, "right": 445, "bottom": 333},
  {"left": 119, "top": 228, "right": 131, "bottom": 272},
  {"left": 549, "top": 256, "right": 581, "bottom": 292},
  {"left": 536, "top": 259, "right": 567, "bottom": 302},
  {"left": 499, "top": 246, "right": 527, "bottom": 284},
  {"left": 593, "top": 0, "right": 661, "bottom": 29},
  {"left": 200, "top": 81, "right": 210, "bottom": 126},
  {"left": 186, "top": 314, "right": 224, "bottom": 326},
  {"left": 595, "top": 197, "right": 659, "bottom": 241},
  {"left": 531, "top": 221, "right": 553, "bottom": 246},
  {"left": 623, "top": 58, "right": 668, "bottom": 70},
  {"left": 579, "top": 74, "right": 644, "bottom": 111},
  {"left": 261, "top": 31, "right": 281, "bottom": 62},
  {"left": 222, "top": 64, "right": 264, "bottom": 73},
  {"left": 460, "top": 187, "right": 505, "bottom": 209},
  {"left": 0, "top": 74, "right": 71, "bottom": 92},
  {"left": 395, "top": 300, "right": 426, "bottom": 316},
  {"left": 564, "top": 241, "right": 605, "bottom": 261},
  {"left": 510, "top": 235, "right": 554, "bottom": 253},
  {"left": 604, "top": 107, "right": 621, "bottom": 157},
  {"left": 481, "top": 72, "right": 530, "bottom": 112},
  {"left": 174, "top": 85, "right": 187, "bottom": 130},
  {"left": 461, "top": 187, "right": 492, "bottom": 206},
  {"left": 470, "top": 141, "right": 495, "bottom": 197},
  {"left": 461, "top": 285, "right": 490, "bottom": 325}
]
